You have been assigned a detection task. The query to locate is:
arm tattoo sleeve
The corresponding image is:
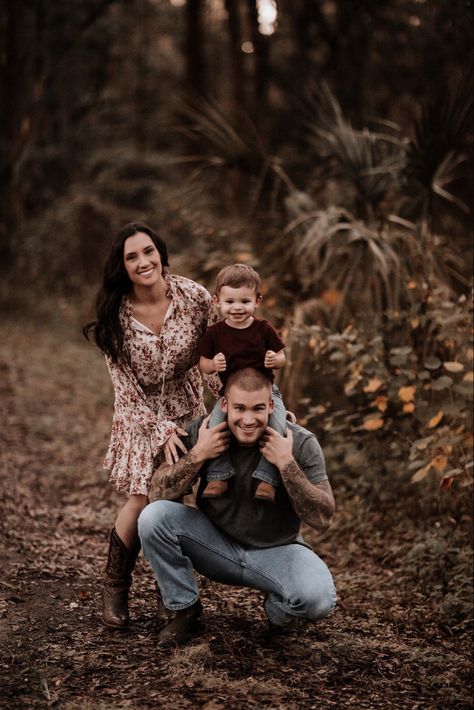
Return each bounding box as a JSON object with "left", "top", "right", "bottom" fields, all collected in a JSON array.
[
  {"left": 280, "top": 461, "right": 335, "bottom": 532},
  {"left": 149, "top": 451, "right": 201, "bottom": 502}
]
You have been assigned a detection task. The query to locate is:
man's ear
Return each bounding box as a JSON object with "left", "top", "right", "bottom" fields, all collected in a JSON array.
[
  {"left": 221, "top": 397, "right": 228, "bottom": 413},
  {"left": 269, "top": 398, "right": 275, "bottom": 414}
]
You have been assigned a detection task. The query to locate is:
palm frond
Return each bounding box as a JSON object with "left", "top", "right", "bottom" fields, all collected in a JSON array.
[
  {"left": 404, "top": 74, "right": 473, "bottom": 212},
  {"left": 304, "top": 84, "right": 405, "bottom": 214},
  {"left": 178, "top": 96, "right": 265, "bottom": 173},
  {"left": 285, "top": 205, "right": 425, "bottom": 326}
]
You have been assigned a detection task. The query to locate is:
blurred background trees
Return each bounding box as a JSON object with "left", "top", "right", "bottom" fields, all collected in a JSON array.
[{"left": 0, "top": 0, "right": 472, "bottom": 508}]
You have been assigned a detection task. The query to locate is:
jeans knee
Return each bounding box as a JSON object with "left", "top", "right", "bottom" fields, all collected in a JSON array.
[
  {"left": 303, "top": 581, "right": 337, "bottom": 620},
  {"left": 138, "top": 500, "right": 174, "bottom": 541}
]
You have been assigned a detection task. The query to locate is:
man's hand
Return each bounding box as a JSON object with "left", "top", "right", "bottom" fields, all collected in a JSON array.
[
  {"left": 260, "top": 426, "right": 294, "bottom": 469},
  {"left": 192, "top": 416, "right": 230, "bottom": 465},
  {"left": 213, "top": 352, "right": 227, "bottom": 372}
]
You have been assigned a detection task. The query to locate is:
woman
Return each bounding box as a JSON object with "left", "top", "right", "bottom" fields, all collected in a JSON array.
[{"left": 84, "top": 222, "right": 216, "bottom": 630}]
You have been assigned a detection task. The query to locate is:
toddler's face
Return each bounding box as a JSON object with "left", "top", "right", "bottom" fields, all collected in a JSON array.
[{"left": 215, "top": 285, "right": 261, "bottom": 328}]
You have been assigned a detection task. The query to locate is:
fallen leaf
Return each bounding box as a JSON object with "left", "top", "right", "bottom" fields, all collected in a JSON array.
[
  {"left": 403, "top": 402, "right": 415, "bottom": 413},
  {"left": 443, "top": 361, "right": 464, "bottom": 373},
  {"left": 411, "top": 464, "right": 430, "bottom": 482},
  {"left": 463, "top": 371, "right": 473, "bottom": 382},
  {"left": 374, "top": 395, "right": 388, "bottom": 412},
  {"left": 364, "top": 378, "right": 383, "bottom": 393},
  {"left": 399, "top": 386, "right": 416, "bottom": 402},
  {"left": 427, "top": 411, "right": 444, "bottom": 429},
  {"left": 320, "top": 288, "right": 343, "bottom": 307},
  {"left": 362, "top": 417, "right": 385, "bottom": 431},
  {"left": 432, "top": 455, "right": 448, "bottom": 472},
  {"left": 440, "top": 476, "right": 453, "bottom": 490},
  {"left": 414, "top": 436, "right": 433, "bottom": 450},
  {"left": 424, "top": 356, "right": 441, "bottom": 370},
  {"left": 431, "top": 376, "right": 453, "bottom": 391}
]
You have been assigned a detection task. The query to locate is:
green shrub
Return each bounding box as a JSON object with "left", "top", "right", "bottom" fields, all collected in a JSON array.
[{"left": 282, "top": 285, "right": 473, "bottom": 502}]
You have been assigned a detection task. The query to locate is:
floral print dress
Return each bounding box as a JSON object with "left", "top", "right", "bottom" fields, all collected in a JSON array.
[{"left": 104, "top": 274, "right": 218, "bottom": 496}]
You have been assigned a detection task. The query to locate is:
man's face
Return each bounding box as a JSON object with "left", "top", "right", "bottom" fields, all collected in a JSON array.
[{"left": 222, "top": 384, "right": 274, "bottom": 445}]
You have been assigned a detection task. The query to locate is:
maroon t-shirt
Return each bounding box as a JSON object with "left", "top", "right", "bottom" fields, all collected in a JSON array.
[{"left": 198, "top": 318, "right": 285, "bottom": 390}]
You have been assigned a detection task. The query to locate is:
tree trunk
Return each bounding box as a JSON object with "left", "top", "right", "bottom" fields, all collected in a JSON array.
[
  {"left": 245, "top": 0, "right": 269, "bottom": 132},
  {"left": 224, "top": 0, "right": 245, "bottom": 110},
  {"left": 0, "top": 0, "right": 37, "bottom": 268},
  {"left": 185, "top": 0, "right": 205, "bottom": 96}
]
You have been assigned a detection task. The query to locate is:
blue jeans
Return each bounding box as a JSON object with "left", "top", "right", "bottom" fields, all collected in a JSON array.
[
  {"left": 138, "top": 500, "right": 336, "bottom": 626},
  {"left": 206, "top": 384, "right": 287, "bottom": 487}
]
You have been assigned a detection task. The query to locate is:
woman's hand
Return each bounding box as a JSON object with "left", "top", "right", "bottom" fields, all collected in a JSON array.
[{"left": 163, "top": 427, "right": 189, "bottom": 464}]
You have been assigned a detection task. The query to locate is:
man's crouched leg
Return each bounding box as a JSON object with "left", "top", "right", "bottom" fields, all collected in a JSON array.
[{"left": 156, "top": 599, "right": 204, "bottom": 647}]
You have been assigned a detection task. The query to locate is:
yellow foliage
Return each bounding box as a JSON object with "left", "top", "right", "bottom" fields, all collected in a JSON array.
[
  {"left": 362, "top": 417, "right": 385, "bottom": 431},
  {"left": 432, "top": 455, "right": 448, "bottom": 471},
  {"left": 235, "top": 251, "right": 253, "bottom": 262},
  {"left": 427, "top": 411, "right": 444, "bottom": 428},
  {"left": 374, "top": 395, "right": 388, "bottom": 412},
  {"left": 399, "top": 385, "right": 416, "bottom": 402},
  {"left": 363, "top": 378, "right": 383, "bottom": 393},
  {"left": 320, "top": 289, "right": 343, "bottom": 307},
  {"left": 463, "top": 433, "right": 473, "bottom": 448}
]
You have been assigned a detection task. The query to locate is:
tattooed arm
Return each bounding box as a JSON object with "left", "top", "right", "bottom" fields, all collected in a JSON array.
[
  {"left": 149, "top": 417, "right": 231, "bottom": 502},
  {"left": 260, "top": 426, "right": 335, "bottom": 532}
]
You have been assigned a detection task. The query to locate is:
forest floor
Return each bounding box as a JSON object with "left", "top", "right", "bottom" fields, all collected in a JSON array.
[{"left": 0, "top": 312, "right": 472, "bottom": 710}]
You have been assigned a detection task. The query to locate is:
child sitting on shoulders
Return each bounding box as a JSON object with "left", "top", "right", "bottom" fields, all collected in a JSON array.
[{"left": 199, "top": 263, "right": 287, "bottom": 503}]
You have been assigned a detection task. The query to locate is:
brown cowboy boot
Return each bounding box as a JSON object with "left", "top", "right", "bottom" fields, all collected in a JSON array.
[
  {"left": 156, "top": 600, "right": 203, "bottom": 647},
  {"left": 101, "top": 528, "right": 140, "bottom": 630},
  {"left": 254, "top": 481, "right": 276, "bottom": 503},
  {"left": 202, "top": 480, "right": 228, "bottom": 498}
]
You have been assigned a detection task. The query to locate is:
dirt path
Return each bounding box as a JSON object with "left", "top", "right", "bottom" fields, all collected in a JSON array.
[{"left": 0, "top": 315, "right": 472, "bottom": 709}]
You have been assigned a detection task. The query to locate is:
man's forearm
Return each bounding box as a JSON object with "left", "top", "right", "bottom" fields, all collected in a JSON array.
[
  {"left": 149, "top": 450, "right": 202, "bottom": 502},
  {"left": 279, "top": 461, "right": 335, "bottom": 532}
]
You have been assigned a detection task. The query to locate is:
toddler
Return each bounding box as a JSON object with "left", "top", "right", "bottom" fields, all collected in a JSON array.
[{"left": 199, "top": 264, "right": 287, "bottom": 503}]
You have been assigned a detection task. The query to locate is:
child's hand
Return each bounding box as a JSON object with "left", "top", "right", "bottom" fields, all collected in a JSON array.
[
  {"left": 264, "top": 350, "right": 277, "bottom": 368},
  {"left": 213, "top": 352, "right": 227, "bottom": 372}
]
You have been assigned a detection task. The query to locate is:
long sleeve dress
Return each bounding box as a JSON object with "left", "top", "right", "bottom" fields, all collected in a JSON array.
[{"left": 103, "top": 274, "right": 217, "bottom": 496}]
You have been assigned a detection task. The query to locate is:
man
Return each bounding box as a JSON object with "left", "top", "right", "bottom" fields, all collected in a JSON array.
[{"left": 138, "top": 368, "right": 336, "bottom": 646}]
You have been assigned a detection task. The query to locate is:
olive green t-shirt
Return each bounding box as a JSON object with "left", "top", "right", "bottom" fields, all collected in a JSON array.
[{"left": 186, "top": 418, "right": 328, "bottom": 548}]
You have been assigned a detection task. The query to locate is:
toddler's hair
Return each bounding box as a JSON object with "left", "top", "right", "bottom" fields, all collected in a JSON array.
[{"left": 215, "top": 263, "right": 261, "bottom": 296}]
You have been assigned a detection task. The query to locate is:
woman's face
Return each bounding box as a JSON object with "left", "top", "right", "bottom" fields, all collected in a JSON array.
[{"left": 123, "top": 232, "right": 163, "bottom": 287}]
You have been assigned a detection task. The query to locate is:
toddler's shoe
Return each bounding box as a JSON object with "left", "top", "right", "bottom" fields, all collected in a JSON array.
[
  {"left": 254, "top": 481, "right": 276, "bottom": 503},
  {"left": 202, "top": 480, "right": 228, "bottom": 498}
]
